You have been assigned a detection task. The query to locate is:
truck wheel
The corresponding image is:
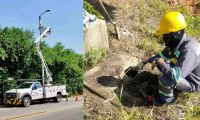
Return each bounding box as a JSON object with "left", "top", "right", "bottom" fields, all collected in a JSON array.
[
  {"left": 54, "top": 94, "right": 61, "bottom": 102},
  {"left": 22, "top": 97, "right": 31, "bottom": 107}
]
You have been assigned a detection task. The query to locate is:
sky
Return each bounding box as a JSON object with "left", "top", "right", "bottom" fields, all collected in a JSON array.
[{"left": 0, "top": 0, "right": 83, "bottom": 54}]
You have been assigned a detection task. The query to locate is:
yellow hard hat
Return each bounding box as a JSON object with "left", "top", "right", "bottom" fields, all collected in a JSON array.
[{"left": 156, "top": 11, "right": 186, "bottom": 36}]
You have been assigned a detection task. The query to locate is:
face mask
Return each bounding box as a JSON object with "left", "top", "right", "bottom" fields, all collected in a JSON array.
[{"left": 162, "top": 30, "right": 184, "bottom": 50}]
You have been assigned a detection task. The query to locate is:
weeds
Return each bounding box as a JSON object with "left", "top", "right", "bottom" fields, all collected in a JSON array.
[
  {"left": 120, "top": 107, "right": 154, "bottom": 120},
  {"left": 84, "top": 0, "right": 104, "bottom": 19},
  {"left": 120, "top": 108, "right": 141, "bottom": 120},
  {"left": 185, "top": 104, "right": 200, "bottom": 120},
  {"left": 84, "top": 49, "right": 107, "bottom": 68},
  {"left": 137, "top": 0, "right": 200, "bottom": 53},
  {"left": 137, "top": 38, "right": 161, "bottom": 54},
  {"left": 138, "top": 0, "right": 170, "bottom": 24},
  {"left": 177, "top": 92, "right": 200, "bottom": 119},
  {"left": 185, "top": 15, "right": 200, "bottom": 39}
]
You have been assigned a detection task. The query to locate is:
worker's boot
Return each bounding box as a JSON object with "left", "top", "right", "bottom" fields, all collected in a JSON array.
[{"left": 153, "top": 92, "right": 178, "bottom": 106}]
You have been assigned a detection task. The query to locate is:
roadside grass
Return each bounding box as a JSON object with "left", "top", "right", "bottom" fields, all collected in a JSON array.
[
  {"left": 84, "top": 49, "right": 107, "bottom": 68},
  {"left": 136, "top": 0, "right": 169, "bottom": 52},
  {"left": 120, "top": 108, "right": 142, "bottom": 120},
  {"left": 138, "top": 0, "right": 170, "bottom": 24},
  {"left": 84, "top": 0, "right": 104, "bottom": 19},
  {"left": 178, "top": 92, "right": 200, "bottom": 119},
  {"left": 185, "top": 104, "right": 200, "bottom": 120},
  {"left": 185, "top": 15, "right": 200, "bottom": 39},
  {"left": 118, "top": 92, "right": 200, "bottom": 120},
  {"left": 120, "top": 106, "right": 155, "bottom": 120},
  {"left": 137, "top": 38, "right": 162, "bottom": 54},
  {"left": 186, "top": 104, "right": 200, "bottom": 119},
  {"left": 137, "top": 0, "right": 200, "bottom": 52}
]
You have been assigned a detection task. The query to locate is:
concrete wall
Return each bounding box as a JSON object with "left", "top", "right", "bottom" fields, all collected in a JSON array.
[{"left": 84, "top": 19, "right": 109, "bottom": 54}]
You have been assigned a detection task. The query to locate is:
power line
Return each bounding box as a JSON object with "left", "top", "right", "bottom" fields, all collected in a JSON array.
[{"left": 7, "top": 0, "right": 37, "bottom": 31}]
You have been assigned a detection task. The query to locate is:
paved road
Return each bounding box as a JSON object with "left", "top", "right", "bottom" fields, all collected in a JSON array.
[{"left": 0, "top": 97, "right": 83, "bottom": 120}]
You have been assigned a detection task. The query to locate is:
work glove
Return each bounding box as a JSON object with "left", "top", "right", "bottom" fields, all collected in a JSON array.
[{"left": 147, "top": 47, "right": 171, "bottom": 63}]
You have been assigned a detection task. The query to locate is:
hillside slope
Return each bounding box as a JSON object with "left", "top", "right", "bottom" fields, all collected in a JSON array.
[{"left": 84, "top": 0, "right": 200, "bottom": 119}]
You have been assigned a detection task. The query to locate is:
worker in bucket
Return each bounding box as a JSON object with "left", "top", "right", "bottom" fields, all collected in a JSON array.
[{"left": 134, "top": 11, "right": 200, "bottom": 105}]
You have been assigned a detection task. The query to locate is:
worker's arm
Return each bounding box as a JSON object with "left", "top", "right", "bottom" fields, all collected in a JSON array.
[
  {"left": 145, "top": 47, "right": 171, "bottom": 63},
  {"left": 131, "top": 47, "right": 171, "bottom": 72},
  {"left": 157, "top": 46, "right": 198, "bottom": 82}
]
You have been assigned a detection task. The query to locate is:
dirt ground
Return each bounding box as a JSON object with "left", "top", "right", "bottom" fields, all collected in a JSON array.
[{"left": 84, "top": 0, "right": 200, "bottom": 119}]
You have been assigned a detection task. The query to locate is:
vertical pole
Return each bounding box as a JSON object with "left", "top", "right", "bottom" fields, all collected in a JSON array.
[
  {"left": 39, "top": 16, "right": 42, "bottom": 28},
  {"left": 42, "top": 64, "right": 45, "bottom": 86},
  {"left": 39, "top": 15, "right": 44, "bottom": 86}
]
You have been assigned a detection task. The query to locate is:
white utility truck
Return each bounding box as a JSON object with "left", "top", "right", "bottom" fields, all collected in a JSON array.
[
  {"left": 4, "top": 16, "right": 67, "bottom": 107},
  {"left": 5, "top": 81, "right": 66, "bottom": 107}
]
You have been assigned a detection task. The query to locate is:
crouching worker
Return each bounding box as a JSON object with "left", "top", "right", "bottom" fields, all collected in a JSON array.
[{"left": 135, "top": 11, "right": 200, "bottom": 105}]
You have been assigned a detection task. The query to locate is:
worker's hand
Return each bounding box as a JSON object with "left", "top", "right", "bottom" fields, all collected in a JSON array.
[{"left": 156, "top": 58, "right": 165, "bottom": 65}]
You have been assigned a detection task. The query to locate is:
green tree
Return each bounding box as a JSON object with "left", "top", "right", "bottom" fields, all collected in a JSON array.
[
  {"left": 0, "top": 27, "right": 36, "bottom": 79},
  {"left": 42, "top": 42, "right": 83, "bottom": 94}
]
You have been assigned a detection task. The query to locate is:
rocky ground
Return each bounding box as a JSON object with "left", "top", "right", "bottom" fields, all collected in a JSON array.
[{"left": 84, "top": 0, "right": 200, "bottom": 119}]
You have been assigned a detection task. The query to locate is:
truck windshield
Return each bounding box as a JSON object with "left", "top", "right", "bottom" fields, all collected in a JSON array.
[{"left": 17, "top": 83, "right": 33, "bottom": 89}]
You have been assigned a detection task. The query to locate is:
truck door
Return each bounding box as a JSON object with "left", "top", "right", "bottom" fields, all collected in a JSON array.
[{"left": 31, "top": 83, "right": 43, "bottom": 100}]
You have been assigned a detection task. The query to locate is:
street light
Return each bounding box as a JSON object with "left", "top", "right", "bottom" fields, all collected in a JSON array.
[
  {"left": 39, "top": 10, "right": 51, "bottom": 28},
  {"left": 39, "top": 10, "right": 51, "bottom": 36}
]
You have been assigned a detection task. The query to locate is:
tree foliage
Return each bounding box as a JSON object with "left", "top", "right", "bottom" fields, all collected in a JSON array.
[{"left": 0, "top": 27, "right": 83, "bottom": 95}]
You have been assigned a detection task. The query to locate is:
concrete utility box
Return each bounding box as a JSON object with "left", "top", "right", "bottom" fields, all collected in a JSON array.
[{"left": 84, "top": 19, "right": 109, "bottom": 53}]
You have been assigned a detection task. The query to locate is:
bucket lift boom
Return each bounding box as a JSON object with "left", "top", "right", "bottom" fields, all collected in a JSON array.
[{"left": 35, "top": 26, "right": 52, "bottom": 86}]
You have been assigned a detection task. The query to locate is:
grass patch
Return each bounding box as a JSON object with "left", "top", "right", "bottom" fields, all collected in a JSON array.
[
  {"left": 137, "top": 0, "right": 200, "bottom": 53},
  {"left": 120, "top": 108, "right": 142, "bottom": 120},
  {"left": 84, "top": 0, "right": 104, "bottom": 19},
  {"left": 137, "top": 38, "right": 162, "bottom": 54},
  {"left": 138, "top": 0, "right": 170, "bottom": 24},
  {"left": 185, "top": 104, "right": 200, "bottom": 120},
  {"left": 84, "top": 49, "right": 107, "bottom": 68},
  {"left": 177, "top": 92, "right": 200, "bottom": 119},
  {"left": 185, "top": 15, "right": 200, "bottom": 39},
  {"left": 120, "top": 107, "right": 153, "bottom": 120},
  {"left": 178, "top": 92, "right": 199, "bottom": 105}
]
